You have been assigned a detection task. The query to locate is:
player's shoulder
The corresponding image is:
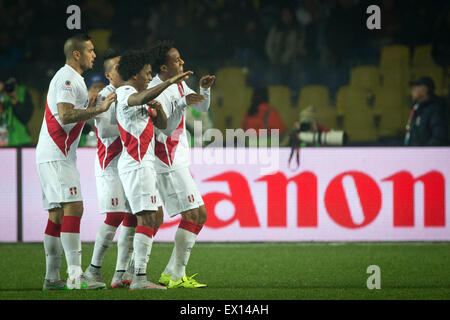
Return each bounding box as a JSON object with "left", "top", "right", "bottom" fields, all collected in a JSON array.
[
  {"left": 55, "top": 65, "right": 82, "bottom": 81},
  {"left": 52, "top": 64, "right": 84, "bottom": 89},
  {"left": 116, "top": 85, "right": 137, "bottom": 105},
  {"left": 98, "top": 84, "right": 115, "bottom": 97},
  {"left": 148, "top": 75, "right": 163, "bottom": 88},
  {"left": 116, "top": 85, "right": 136, "bottom": 94}
]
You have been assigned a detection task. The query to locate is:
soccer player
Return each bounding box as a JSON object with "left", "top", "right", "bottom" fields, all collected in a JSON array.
[
  {"left": 37, "top": 33, "right": 116, "bottom": 290},
  {"left": 148, "top": 41, "right": 215, "bottom": 288},
  {"left": 115, "top": 48, "right": 192, "bottom": 290},
  {"left": 83, "top": 49, "right": 137, "bottom": 288}
]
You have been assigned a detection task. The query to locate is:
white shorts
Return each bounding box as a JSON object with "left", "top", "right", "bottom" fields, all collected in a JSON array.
[
  {"left": 95, "top": 174, "right": 131, "bottom": 214},
  {"left": 37, "top": 160, "right": 83, "bottom": 211},
  {"left": 156, "top": 167, "right": 204, "bottom": 217},
  {"left": 119, "top": 166, "right": 158, "bottom": 214}
]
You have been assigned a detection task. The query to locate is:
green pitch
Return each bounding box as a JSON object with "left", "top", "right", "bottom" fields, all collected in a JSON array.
[{"left": 0, "top": 242, "right": 449, "bottom": 300}]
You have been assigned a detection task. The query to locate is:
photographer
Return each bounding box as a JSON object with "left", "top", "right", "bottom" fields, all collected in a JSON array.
[
  {"left": 291, "top": 106, "right": 330, "bottom": 147},
  {"left": 0, "top": 77, "right": 33, "bottom": 146}
]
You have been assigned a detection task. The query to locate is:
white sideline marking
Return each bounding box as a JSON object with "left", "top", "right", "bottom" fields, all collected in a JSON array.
[{"left": 0, "top": 242, "right": 449, "bottom": 249}]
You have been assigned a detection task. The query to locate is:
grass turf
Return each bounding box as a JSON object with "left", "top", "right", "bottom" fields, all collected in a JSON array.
[{"left": 0, "top": 242, "right": 449, "bottom": 300}]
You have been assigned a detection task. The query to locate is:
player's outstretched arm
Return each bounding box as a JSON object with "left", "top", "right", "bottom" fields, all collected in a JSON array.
[
  {"left": 190, "top": 75, "right": 215, "bottom": 112},
  {"left": 148, "top": 100, "right": 167, "bottom": 130},
  {"left": 58, "top": 92, "right": 116, "bottom": 125},
  {"left": 127, "top": 71, "right": 193, "bottom": 107}
]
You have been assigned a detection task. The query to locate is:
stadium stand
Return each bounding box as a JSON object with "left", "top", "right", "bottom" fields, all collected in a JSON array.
[
  {"left": 336, "top": 86, "right": 378, "bottom": 143},
  {"left": 88, "top": 29, "right": 112, "bottom": 58},
  {"left": 268, "top": 85, "right": 297, "bottom": 129},
  {"left": 349, "top": 65, "right": 381, "bottom": 93},
  {"left": 373, "top": 87, "right": 408, "bottom": 139}
]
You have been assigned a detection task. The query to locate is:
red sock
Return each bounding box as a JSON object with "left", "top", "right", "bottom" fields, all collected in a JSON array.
[
  {"left": 135, "top": 226, "right": 155, "bottom": 238},
  {"left": 122, "top": 214, "right": 137, "bottom": 228},
  {"left": 179, "top": 219, "right": 203, "bottom": 235},
  {"left": 104, "top": 212, "right": 125, "bottom": 227},
  {"left": 45, "top": 219, "right": 62, "bottom": 237},
  {"left": 61, "top": 216, "right": 81, "bottom": 233}
]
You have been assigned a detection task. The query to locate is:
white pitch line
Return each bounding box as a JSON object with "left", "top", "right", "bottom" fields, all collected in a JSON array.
[{"left": 0, "top": 242, "right": 449, "bottom": 249}]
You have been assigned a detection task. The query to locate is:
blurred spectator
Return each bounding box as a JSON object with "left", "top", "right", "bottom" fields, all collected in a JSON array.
[
  {"left": 265, "top": 6, "right": 306, "bottom": 85},
  {"left": 80, "top": 73, "right": 109, "bottom": 148},
  {"left": 242, "top": 88, "right": 286, "bottom": 145},
  {"left": 0, "top": 77, "right": 33, "bottom": 147},
  {"left": 324, "top": 0, "right": 363, "bottom": 67},
  {"left": 404, "top": 77, "right": 449, "bottom": 146},
  {"left": 87, "top": 73, "right": 108, "bottom": 96},
  {"left": 432, "top": 5, "right": 450, "bottom": 69},
  {"left": 0, "top": 33, "right": 23, "bottom": 72}
]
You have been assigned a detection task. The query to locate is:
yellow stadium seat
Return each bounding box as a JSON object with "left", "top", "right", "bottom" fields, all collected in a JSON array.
[
  {"left": 380, "top": 64, "right": 411, "bottom": 92},
  {"left": 268, "top": 85, "right": 297, "bottom": 129},
  {"left": 88, "top": 29, "right": 111, "bottom": 57},
  {"left": 216, "top": 86, "right": 252, "bottom": 131},
  {"left": 380, "top": 45, "right": 411, "bottom": 93},
  {"left": 26, "top": 88, "right": 44, "bottom": 145},
  {"left": 297, "top": 85, "right": 330, "bottom": 110},
  {"left": 350, "top": 65, "right": 381, "bottom": 92},
  {"left": 336, "top": 86, "right": 378, "bottom": 142},
  {"left": 380, "top": 45, "right": 410, "bottom": 69},
  {"left": 215, "top": 67, "right": 248, "bottom": 92},
  {"left": 412, "top": 44, "right": 437, "bottom": 68},
  {"left": 373, "top": 87, "right": 408, "bottom": 138}
]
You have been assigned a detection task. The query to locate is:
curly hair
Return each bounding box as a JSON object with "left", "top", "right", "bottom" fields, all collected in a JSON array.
[
  {"left": 149, "top": 40, "right": 175, "bottom": 74},
  {"left": 117, "top": 49, "right": 152, "bottom": 81}
]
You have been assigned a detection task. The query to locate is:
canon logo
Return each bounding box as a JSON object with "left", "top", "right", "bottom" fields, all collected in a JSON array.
[{"left": 161, "top": 170, "right": 445, "bottom": 230}]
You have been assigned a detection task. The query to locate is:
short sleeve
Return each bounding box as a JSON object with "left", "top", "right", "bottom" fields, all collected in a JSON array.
[
  {"left": 121, "top": 86, "right": 137, "bottom": 107},
  {"left": 55, "top": 76, "right": 78, "bottom": 105}
]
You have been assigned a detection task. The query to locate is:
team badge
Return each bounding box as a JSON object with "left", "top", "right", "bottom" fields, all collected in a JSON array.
[
  {"left": 187, "top": 194, "right": 195, "bottom": 203},
  {"left": 69, "top": 187, "right": 78, "bottom": 195},
  {"left": 62, "top": 80, "right": 73, "bottom": 92},
  {"left": 111, "top": 198, "right": 119, "bottom": 206}
]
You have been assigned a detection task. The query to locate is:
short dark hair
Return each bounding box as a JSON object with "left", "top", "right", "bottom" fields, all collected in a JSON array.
[
  {"left": 149, "top": 40, "right": 175, "bottom": 74},
  {"left": 103, "top": 48, "right": 121, "bottom": 72},
  {"left": 63, "top": 33, "right": 91, "bottom": 59},
  {"left": 117, "top": 49, "right": 152, "bottom": 81}
]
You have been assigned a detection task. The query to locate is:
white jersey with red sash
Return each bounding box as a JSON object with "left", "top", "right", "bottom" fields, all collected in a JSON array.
[
  {"left": 94, "top": 84, "right": 122, "bottom": 176},
  {"left": 36, "top": 64, "right": 88, "bottom": 164},
  {"left": 147, "top": 75, "right": 196, "bottom": 173},
  {"left": 115, "top": 85, "right": 156, "bottom": 174}
]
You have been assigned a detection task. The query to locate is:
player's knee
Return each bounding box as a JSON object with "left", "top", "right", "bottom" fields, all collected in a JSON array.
[
  {"left": 182, "top": 207, "right": 206, "bottom": 225},
  {"left": 48, "top": 208, "right": 64, "bottom": 225},
  {"left": 137, "top": 210, "right": 159, "bottom": 229},
  {"left": 122, "top": 213, "right": 137, "bottom": 228},
  {"left": 63, "top": 201, "right": 84, "bottom": 218},
  {"left": 104, "top": 212, "right": 124, "bottom": 227},
  {"left": 197, "top": 206, "right": 207, "bottom": 225}
]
